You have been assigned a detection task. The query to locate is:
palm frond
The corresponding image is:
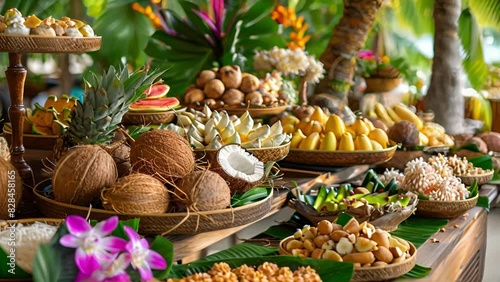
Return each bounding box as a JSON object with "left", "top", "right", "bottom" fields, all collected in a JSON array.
[
  {"left": 469, "top": 0, "right": 500, "bottom": 28},
  {"left": 391, "top": 0, "right": 434, "bottom": 37},
  {"left": 459, "top": 8, "right": 489, "bottom": 89}
]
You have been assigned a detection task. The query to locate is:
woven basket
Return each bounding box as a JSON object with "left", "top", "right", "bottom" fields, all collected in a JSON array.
[
  {"left": 458, "top": 170, "right": 494, "bottom": 186},
  {"left": 284, "top": 145, "right": 397, "bottom": 167},
  {"left": 122, "top": 111, "right": 176, "bottom": 125},
  {"left": 0, "top": 34, "right": 101, "bottom": 53},
  {"left": 279, "top": 236, "right": 416, "bottom": 281},
  {"left": 224, "top": 105, "right": 289, "bottom": 118},
  {"left": 34, "top": 179, "right": 273, "bottom": 235},
  {"left": 3, "top": 125, "right": 58, "bottom": 150},
  {"left": 416, "top": 195, "right": 478, "bottom": 218},
  {"left": 195, "top": 142, "right": 290, "bottom": 165},
  {"left": 364, "top": 77, "right": 403, "bottom": 93}
]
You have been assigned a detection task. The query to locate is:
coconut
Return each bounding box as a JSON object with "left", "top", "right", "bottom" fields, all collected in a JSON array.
[
  {"left": 213, "top": 144, "right": 265, "bottom": 193},
  {"left": 174, "top": 169, "right": 230, "bottom": 211},
  {"left": 52, "top": 145, "right": 117, "bottom": 206},
  {"left": 0, "top": 158, "right": 22, "bottom": 219},
  {"left": 131, "top": 130, "right": 195, "bottom": 182},
  {"left": 101, "top": 173, "right": 170, "bottom": 214}
]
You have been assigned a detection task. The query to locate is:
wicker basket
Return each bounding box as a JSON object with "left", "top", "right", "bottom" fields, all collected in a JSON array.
[
  {"left": 195, "top": 142, "right": 290, "bottom": 165},
  {"left": 284, "top": 145, "right": 397, "bottom": 167},
  {"left": 364, "top": 77, "right": 403, "bottom": 93},
  {"left": 416, "top": 195, "right": 478, "bottom": 218},
  {"left": 3, "top": 125, "right": 58, "bottom": 150},
  {"left": 223, "top": 105, "right": 289, "bottom": 118},
  {"left": 34, "top": 179, "right": 273, "bottom": 235},
  {"left": 0, "top": 34, "right": 101, "bottom": 53},
  {"left": 122, "top": 111, "right": 177, "bottom": 125},
  {"left": 458, "top": 170, "right": 494, "bottom": 186},
  {"left": 279, "top": 236, "right": 416, "bottom": 281}
]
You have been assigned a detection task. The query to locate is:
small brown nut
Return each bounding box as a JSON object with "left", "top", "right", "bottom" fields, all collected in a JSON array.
[
  {"left": 313, "top": 235, "right": 330, "bottom": 248},
  {"left": 454, "top": 224, "right": 460, "bottom": 228},
  {"left": 291, "top": 249, "right": 310, "bottom": 258},
  {"left": 336, "top": 237, "right": 354, "bottom": 255},
  {"left": 372, "top": 261, "right": 389, "bottom": 267},
  {"left": 355, "top": 237, "right": 377, "bottom": 252},
  {"left": 392, "top": 255, "right": 406, "bottom": 263},
  {"left": 331, "top": 223, "right": 343, "bottom": 231},
  {"left": 311, "top": 248, "right": 324, "bottom": 259},
  {"left": 389, "top": 246, "right": 404, "bottom": 258},
  {"left": 440, "top": 227, "right": 446, "bottom": 232},
  {"left": 431, "top": 238, "right": 440, "bottom": 243},
  {"left": 329, "top": 230, "right": 349, "bottom": 242},
  {"left": 221, "top": 89, "right": 244, "bottom": 106},
  {"left": 322, "top": 250, "right": 343, "bottom": 261},
  {"left": 372, "top": 246, "right": 393, "bottom": 263},
  {"left": 196, "top": 70, "right": 217, "bottom": 88},
  {"left": 395, "top": 237, "right": 410, "bottom": 251},
  {"left": 371, "top": 230, "right": 390, "bottom": 248},
  {"left": 353, "top": 263, "right": 362, "bottom": 268},
  {"left": 321, "top": 240, "right": 335, "bottom": 250},
  {"left": 244, "top": 91, "right": 263, "bottom": 106},
  {"left": 343, "top": 218, "right": 360, "bottom": 234},
  {"left": 184, "top": 88, "right": 205, "bottom": 104},
  {"left": 239, "top": 74, "right": 260, "bottom": 93},
  {"left": 354, "top": 187, "right": 370, "bottom": 194},
  {"left": 204, "top": 79, "right": 225, "bottom": 99},
  {"left": 343, "top": 252, "right": 376, "bottom": 265},
  {"left": 361, "top": 263, "right": 372, "bottom": 268},
  {"left": 303, "top": 239, "right": 316, "bottom": 252},
  {"left": 317, "top": 220, "right": 334, "bottom": 235},
  {"left": 285, "top": 239, "right": 303, "bottom": 252},
  {"left": 302, "top": 229, "right": 316, "bottom": 241},
  {"left": 347, "top": 234, "right": 357, "bottom": 244},
  {"left": 309, "top": 227, "right": 318, "bottom": 236}
]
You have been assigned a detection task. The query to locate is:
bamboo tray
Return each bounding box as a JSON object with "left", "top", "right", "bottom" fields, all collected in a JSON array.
[
  {"left": 284, "top": 145, "right": 397, "bottom": 167},
  {"left": 279, "top": 236, "right": 417, "bottom": 281},
  {"left": 458, "top": 170, "right": 494, "bottom": 186},
  {"left": 415, "top": 195, "right": 478, "bottom": 218},
  {"left": 194, "top": 142, "right": 290, "bottom": 164},
  {"left": 0, "top": 34, "right": 101, "bottom": 53},
  {"left": 3, "top": 125, "right": 58, "bottom": 150},
  {"left": 33, "top": 179, "right": 273, "bottom": 235}
]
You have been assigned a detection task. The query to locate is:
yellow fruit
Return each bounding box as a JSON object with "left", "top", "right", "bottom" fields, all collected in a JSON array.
[
  {"left": 368, "top": 128, "right": 389, "bottom": 149},
  {"left": 418, "top": 132, "right": 429, "bottom": 146},
  {"left": 299, "top": 132, "right": 321, "bottom": 150},
  {"left": 374, "top": 102, "right": 394, "bottom": 128},
  {"left": 338, "top": 132, "right": 355, "bottom": 151},
  {"left": 24, "top": 14, "right": 42, "bottom": 29},
  {"left": 352, "top": 119, "right": 370, "bottom": 136},
  {"left": 392, "top": 103, "right": 423, "bottom": 130},
  {"left": 297, "top": 120, "right": 323, "bottom": 136},
  {"left": 310, "top": 106, "right": 328, "bottom": 126},
  {"left": 345, "top": 126, "right": 357, "bottom": 139},
  {"left": 363, "top": 118, "right": 375, "bottom": 131},
  {"left": 281, "top": 115, "right": 300, "bottom": 127},
  {"left": 325, "top": 114, "right": 345, "bottom": 140},
  {"left": 420, "top": 126, "right": 440, "bottom": 139},
  {"left": 354, "top": 134, "right": 373, "bottom": 151},
  {"left": 283, "top": 123, "right": 295, "bottom": 134},
  {"left": 385, "top": 106, "right": 402, "bottom": 123},
  {"left": 370, "top": 140, "right": 383, "bottom": 150},
  {"left": 319, "top": 131, "right": 337, "bottom": 151},
  {"left": 290, "top": 129, "right": 307, "bottom": 148},
  {"left": 428, "top": 136, "right": 442, "bottom": 146}
]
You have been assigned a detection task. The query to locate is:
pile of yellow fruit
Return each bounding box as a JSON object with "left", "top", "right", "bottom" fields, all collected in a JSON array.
[{"left": 281, "top": 107, "right": 390, "bottom": 151}]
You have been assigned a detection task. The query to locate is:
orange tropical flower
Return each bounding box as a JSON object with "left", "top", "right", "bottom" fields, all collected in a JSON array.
[
  {"left": 272, "top": 4, "right": 310, "bottom": 50},
  {"left": 132, "top": 2, "right": 162, "bottom": 29}
]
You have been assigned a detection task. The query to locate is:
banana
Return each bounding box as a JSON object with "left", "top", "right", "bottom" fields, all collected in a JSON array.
[
  {"left": 374, "top": 102, "right": 394, "bottom": 128},
  {"left": 385, "top": 106, "right": 402, "bottom": 123},
  {"left": 392, "top": 103, "right": 423, "bottom": 130},
  {"left": 480, "top": 97, "right": 492, "bottom": 131},
  {"left": 299, "top": 132, "right": 321, "bottom": 150},
  {"left": 470, "top": 96, "right": 483, "bottom": 121},
  {"left": 338, "top": 132, "right": 355, "bottom": 151},
  {"left": 319, "top": 131, "right": 337, "bottom": 151}
]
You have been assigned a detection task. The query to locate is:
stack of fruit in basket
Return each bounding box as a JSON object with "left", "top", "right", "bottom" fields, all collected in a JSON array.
[
  {"left": 183, "top": 65, "right": 290, "bottom": 110},
  {"left": 141, "top": 105, "right": 291, "bottom": 150},
  {"left": 282, "top": 106, "right": 391, "bottom": 151},
  {"left": 128, "top": 83, "right": 180, "bottom": 113},
  {"left": 0, "top": 8, "right": 95, "bottom": 37},
  {"left": 3, "top": 94, "right": 77, "bottom": 136},
  {"left": 367, "top": 102, "right": 454, "bottom": 147},
  {"left": 282, "top": 216, "right": 414, "bottom": 268}
]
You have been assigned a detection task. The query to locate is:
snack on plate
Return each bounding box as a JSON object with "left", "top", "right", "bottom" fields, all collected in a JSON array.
[
  {"left": 0, "top": 8, "right": 95, "bottom": 37},
  {"left": 167, "top": 262, "right": 322, "bottom": 282}
]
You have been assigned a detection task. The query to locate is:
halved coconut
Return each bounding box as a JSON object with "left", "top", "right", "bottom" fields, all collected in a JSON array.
[{"left": 215, "top": 144, "right": 265, "bottom": 193}]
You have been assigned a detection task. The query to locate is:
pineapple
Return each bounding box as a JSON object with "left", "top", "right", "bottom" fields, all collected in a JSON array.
[{"left": 53, "top": 65, "right": 166, "bottom": 175}]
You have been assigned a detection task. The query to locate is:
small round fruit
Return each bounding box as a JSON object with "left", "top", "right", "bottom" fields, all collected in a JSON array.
[
  {"left": 204, "top": 79, "right": 225, "bottom": 99},
  {"left": 317, "top": 220, "right": 334, "bottom": 235}
]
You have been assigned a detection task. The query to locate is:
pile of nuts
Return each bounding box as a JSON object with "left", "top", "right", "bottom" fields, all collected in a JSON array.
[
  {"left": 428, "top": 154, "right": 489, "bottom": 176},
  {"left": 283, "top": 218, "right": 412, "bottom": 267}
]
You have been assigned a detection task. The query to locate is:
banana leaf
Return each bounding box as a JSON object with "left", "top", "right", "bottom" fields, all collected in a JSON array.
[
  {"left": 231, "top": 187, "right": 271, "bottom": 207},
  {"left": 468, "top": 155, "right": 493, "bottom": 170},
  {"left": 168, "top": 243, "right": 354, "bottom": 282},
  {"left": 401, "top": 264, "right": 432, "bottom": 278},
  {"left": 390, "top": 217, "right": 448, "bottom": 248}
]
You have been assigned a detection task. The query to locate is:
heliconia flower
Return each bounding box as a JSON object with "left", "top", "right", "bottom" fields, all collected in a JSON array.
[
  {"left": 123, "top": 226, "right": 167, "bottom": 281},
  {"left": 59, "top": 215, "right": 127, "bottom": 274},
  {"left": 76, "top": 253, "right": 131, "bottom": 282},
  {"left": 192, "top": 0, "right": 225, "bottom": 38}
]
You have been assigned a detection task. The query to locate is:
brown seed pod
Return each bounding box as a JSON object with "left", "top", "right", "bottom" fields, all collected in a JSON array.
[
  {"left": 196, "top": 70, "right": 217, "bottom": 88},
  {"left": 101, "top": 173, "right": 170, "bottom": 214},
  {"left": 245, "top": 91, "right": 264, "bottom": 106},
  {"left": 204, "top": 79, "right": 225, "bottom": 99},
  {"left": 239, "top": 74, "right": 260, "bottom": 93},
  {"left": 219, "top": 65, "right": 242, "bottom": 89},
  {"left": 184, "top": 88, "right": 205, "bottom": 104},
  {"left": 52, "top": 145, "right": 117, "bottom": 206},
  {"left": 221, "top": 89, "right": 245, "bottom": 106}
]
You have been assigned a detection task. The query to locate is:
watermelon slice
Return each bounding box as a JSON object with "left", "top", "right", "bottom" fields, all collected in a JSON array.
[
  {"left": 129, "top": 97, "right": 181, "bottom": 112},
  {"left": 143, "top": 84, "right": 170, "bottom": 99}
]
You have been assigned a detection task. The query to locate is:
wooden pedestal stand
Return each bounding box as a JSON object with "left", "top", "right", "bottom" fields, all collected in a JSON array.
[{"left": 0, "top": 34, "right": 101, "bottom": 217}]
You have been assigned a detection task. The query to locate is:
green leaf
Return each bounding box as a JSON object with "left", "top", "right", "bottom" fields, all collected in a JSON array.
[
  {"left": 468, "top": 155, "right": 493, "bottom": 170},
  {"left": 83, "top": 0, "right": 107, "bottom": 18},
  {"left": 198, "top": 243, "right": 278, "bottom": 262},
  {"left": 402, "top": 264, "right": 432, "bottom": 278},
  {"left": 477, "top": 195, "right": 490, "bottom": 211},
  {"left": 231, "top": 187, "right": 270, "bottom": 207},
  {"left": 469, "top": 0, "right": 500, "bottom": 29},
  {"left": 1, "top": 0, "right": 63, "bottom": 18},
  {"left": 150, "top": 236, "right": 174, "bottom": 280},
  {"left": 32, "top": 244, "right": 61, "bottom": 282},
  {"left": 263, "top": 225, "right": 298, "bottom": 240},
  {"left": 391, "top": 217, "right": 448, "bottom": 248},
  {"left": 0, "top": 245, "right": 32, "bottom": 278}
]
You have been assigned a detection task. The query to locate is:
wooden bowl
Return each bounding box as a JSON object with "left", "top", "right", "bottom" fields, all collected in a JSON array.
[
  {"left": 194, "top": 142, "right": 290, "bottom": 164},
  {"left": 416, "top": 195, "right": 478, "bottom": 218},
  {"left": 279, "top": 236, "right": 417, "bottom": 281},
  {"left": 458, "top": 170, "right": 494, "bottom": 186},
  {"left": 0, "top": 34, "right": 101, "bottom": 53},
  {"left": 3, "top": 125, "right": 58, "bottom": 150},
  {"left": 122, "top": 110, "right": 182, "bottom": 125},
  {"left": 364, "top": 77, "right": 403, "bottom": 93}
]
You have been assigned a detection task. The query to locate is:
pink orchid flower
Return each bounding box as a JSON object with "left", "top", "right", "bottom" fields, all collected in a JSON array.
[
  {"left": 123, "top": 226, "right": 167, "bottom": 281},
  {"left": 59, "top": 216, "right": 127, "bottom": 274},
  {"left": 76, "top": 253, "right": 131, "bottom": 282},
  {"left": 357, "top": 50, "right": 376, "bottom": 60}
]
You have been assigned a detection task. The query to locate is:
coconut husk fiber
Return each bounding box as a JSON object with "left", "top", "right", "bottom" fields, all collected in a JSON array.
[{"left": 0, "top": 157, "right": 22, "bottom": 219}]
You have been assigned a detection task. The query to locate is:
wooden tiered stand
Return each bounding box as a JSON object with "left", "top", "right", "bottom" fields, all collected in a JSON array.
[{"left": 0, "top": 34, "right": 101, "bottom": 217}]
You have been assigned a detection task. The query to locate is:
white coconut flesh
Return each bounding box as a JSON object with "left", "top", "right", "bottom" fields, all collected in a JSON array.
[{"left": 217, "top": 145, "right": 264, "bottom": 183}]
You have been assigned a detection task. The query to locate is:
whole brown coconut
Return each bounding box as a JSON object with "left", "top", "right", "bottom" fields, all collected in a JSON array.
[
  {"left": 204, "top": 79, "right": 225, "bottom": 99},
  {"left": 479, "top": 132, "right": 500, "bottom": 152},
  {"left": 387, "top": 121, "right": 419, "bottom": 147},
  {"left": 196, "top": 70, "right": 216, "bottom": 88},
  {"left": 239, "top": 74, "right": 260, "bottom": 93},
  {"left": 131, "top": 130, "right": 195, "bottom": 182},
  {"left": 110, "top": 143, "right": 131, "bottom": 177},
  {"left": 219, "top": 65, "right": 242, "bottom": 89},
  {"left": 174, "top": 169, "right": 230, "bottom": 211},
  {"left": 101, "top": 173, "right": 170, "bottom": 214},
  {"left": 52, "top": 145, "right": 118, "bottom": 206},
  {"left": 0, "top": 158, "right": 22, "bottom": 219},
  {"left": 221, "top": 89, "right": 245, "bottom": 106}
]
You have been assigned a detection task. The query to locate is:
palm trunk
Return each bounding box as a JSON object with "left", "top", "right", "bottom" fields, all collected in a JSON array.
[
  {"left": 316, "top": 0, "right": 383, "bottom": 101},
  {"left": 425, "top": 0, "right": 464, "bottom": 135}
]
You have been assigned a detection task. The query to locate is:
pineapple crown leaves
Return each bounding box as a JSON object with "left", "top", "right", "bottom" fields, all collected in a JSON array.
[{"left": 66, "top": 65, "right": 167, "bottom": 145}]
